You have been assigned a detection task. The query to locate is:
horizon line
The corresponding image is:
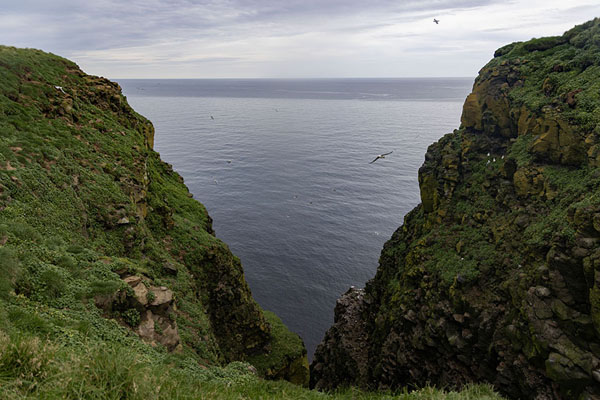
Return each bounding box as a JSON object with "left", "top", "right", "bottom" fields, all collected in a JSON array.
[{"left": 113, "top": 76, "right": 476, "bottom": 80}]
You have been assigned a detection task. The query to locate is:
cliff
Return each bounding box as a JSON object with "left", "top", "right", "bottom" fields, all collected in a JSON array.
[
  {"left": 312, "top": 19, "right": 600, "bottom": 399},
  {"left": 0, "top": 44, "right": 309, "bottom": 388}
]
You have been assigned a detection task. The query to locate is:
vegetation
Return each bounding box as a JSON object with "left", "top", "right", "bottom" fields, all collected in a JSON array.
[
  {"left": 0, "top": 330, "right": 504, "bottom": 399},
  {"left": 0, "top": 45, "right": 505, "bottom": 398}
]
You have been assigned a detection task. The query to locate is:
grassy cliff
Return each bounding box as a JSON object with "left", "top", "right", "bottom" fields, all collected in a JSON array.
[
  {"left": 312, "top": 19, "right": 600, "bottom": 400},
  {"left": 0, "top": 44, "right": 310, "bottom": 389}
]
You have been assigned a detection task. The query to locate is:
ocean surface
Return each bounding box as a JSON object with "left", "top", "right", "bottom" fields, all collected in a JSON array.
[{"left": 118, "top": 78, "right": 473, "bottom": 360}]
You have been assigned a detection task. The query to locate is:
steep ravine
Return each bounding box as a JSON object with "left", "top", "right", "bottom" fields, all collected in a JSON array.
[{"left": 312, "top": 19, "right": 600, "bottom": 399}]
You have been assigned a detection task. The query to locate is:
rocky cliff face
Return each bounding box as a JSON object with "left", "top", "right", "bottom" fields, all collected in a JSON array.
[
  {"left": 0, "top": 46, "right": 307, "bottom": 384},
  {"left": 312, "top": 19, "right": 600, "bottom": 399}
]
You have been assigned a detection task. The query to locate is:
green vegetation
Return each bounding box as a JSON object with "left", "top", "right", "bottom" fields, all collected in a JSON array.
[
  {"left": 490, "top": 19, "right": 600, "bottom": 132},
  {"left": 0, "top": 45, "right": 505, "bottom": 398},
  {"left": 0, "top": 329, "right": 504, "bottom": 399},
  {"left": 248, "top": 311, "right": 309, "bottom": 385}
]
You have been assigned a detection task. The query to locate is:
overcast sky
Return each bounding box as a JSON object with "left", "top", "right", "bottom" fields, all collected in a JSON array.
[{"left": 1, "top": 1, "right": 599, "bottom": 78}]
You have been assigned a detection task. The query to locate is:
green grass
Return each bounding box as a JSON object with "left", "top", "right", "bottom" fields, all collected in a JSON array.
[{"left": 0, "top": 330, "right": 504, "bottom": 400}]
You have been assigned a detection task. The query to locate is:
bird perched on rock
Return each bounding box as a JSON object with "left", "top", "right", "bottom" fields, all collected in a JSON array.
[{"left": 370, "top": 151, "right": 393, "bottom": 164}]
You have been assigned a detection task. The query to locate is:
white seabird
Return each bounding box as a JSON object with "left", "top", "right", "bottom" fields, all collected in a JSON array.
[{"left": 369, "top": 151, "right": 393, "bottom": 164}]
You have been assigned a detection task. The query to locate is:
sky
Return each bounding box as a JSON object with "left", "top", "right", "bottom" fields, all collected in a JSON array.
[{"left": 1, "top": 0, "right": 599, "bottom": 78}]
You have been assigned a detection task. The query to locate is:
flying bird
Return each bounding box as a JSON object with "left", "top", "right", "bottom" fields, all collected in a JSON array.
[
  {"left": 369, "top": 151, "right": 393, "bottom": 164},
  {"left": 210, "top": 115, "right": 214, "bottom": 120},
  {"left": 433, "top": 18, "right": 439, "bottom": 24},
  {"left": 54, "top": 85, "right": 66, "bottom": 94}
]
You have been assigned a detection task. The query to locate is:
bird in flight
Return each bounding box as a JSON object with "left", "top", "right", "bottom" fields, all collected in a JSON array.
[
  {"left": 210, "top": 115, "right": 214, "bottom": 120},
  {"left": 54, "top": 85, "right": 66, "bottom": 94},
  {"left": 370, "top": 151, "right": 393, "bottom": 164},
  {"left": 433, "top": 18, "right": 439, "bottom": 24}
]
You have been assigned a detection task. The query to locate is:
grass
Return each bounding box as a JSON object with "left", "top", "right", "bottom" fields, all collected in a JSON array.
[{"left": 0, "top": 330, "right": 504, "bottom": 400}]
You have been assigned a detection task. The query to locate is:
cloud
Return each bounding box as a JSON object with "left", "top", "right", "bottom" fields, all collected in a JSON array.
[{"left": 1, "top": 0, "right": 599, "bottom": 77}]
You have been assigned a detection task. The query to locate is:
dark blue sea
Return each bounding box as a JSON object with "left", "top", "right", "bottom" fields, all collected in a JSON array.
[{"left": 118, "top": 78, "right": 473, "bottom": 360}]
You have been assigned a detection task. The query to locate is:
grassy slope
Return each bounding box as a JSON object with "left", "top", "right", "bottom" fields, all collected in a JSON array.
[{"left": 0, "top": 330, "right": 504, "bottom": 399}]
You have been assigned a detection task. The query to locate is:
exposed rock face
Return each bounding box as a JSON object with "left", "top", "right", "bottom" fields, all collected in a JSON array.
[
  {"left": 310, "top": 288, "right": 369, "bottom": 390},
  {"left": 96, "top": 275, "right": 181, "bottom": 351},
  {"left": 312, "top": 19, "right": 600, "bottom": 399}
]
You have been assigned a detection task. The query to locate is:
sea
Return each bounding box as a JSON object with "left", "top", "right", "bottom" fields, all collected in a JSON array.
[{"left": 117, "top": 78, "right": 473, "bottom": 360}]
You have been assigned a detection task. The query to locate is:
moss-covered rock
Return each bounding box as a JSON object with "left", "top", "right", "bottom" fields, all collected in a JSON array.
[
  {"left": 248, "top": 311, "right": 310, "bottom": 386},
  {"left": 312, "top": 18, "right": 600, "bottom": 400}
]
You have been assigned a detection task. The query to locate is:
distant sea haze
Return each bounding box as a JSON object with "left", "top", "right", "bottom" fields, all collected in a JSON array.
[{"left": 119, "top": 78, "right": 473, "bottom": 360}]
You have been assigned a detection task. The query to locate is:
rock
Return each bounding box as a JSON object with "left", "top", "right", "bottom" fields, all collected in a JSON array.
[
  {"left": 123, "top": 275, "right": 142, "bottom": 287},
  {"left": 310, "top": 287, "right": 369, "bottom": 390},
  {"left": 529, "top": 118, "right": 585, "bottom": 165},
  {"left": 148, "top": 286, "right": 173, "bottom": 307},
  {"left": 163, "top": 261, "right": 178, "bottom": 275},
  {"left": 132, "top": 281, "right": 149, "bottom": 306},
  {"left": 513, "top": 167, "right": 545, "bottom": 197},
  {"left": 247, "top": 365, "right": 258, "bottom": 375},
  {"left": 461, "top": 92, "right": 483, "bottom": 131},
  {"left": 566, "top": 89, "right": 583, "bottom": 108},
  {"left": 453, "top": 313, "right": 465, "bottom": 323},
  {"left": 535, "top": 286, "right": 552, "bottom": 298},
  {"left": 137, "top": 310, "right": 155, "bottom": 339}
]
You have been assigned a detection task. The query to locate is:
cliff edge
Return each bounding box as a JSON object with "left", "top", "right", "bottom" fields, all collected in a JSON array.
[
  {"left": 312, "top": 18, "right": 600, "bottom": 399},
  {"left": 0, "top": 45, "right": 308, "bottom": 387}
]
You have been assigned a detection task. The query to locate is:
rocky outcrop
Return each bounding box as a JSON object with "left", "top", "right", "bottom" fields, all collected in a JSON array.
[
  {"left": 310, "top": 288, "right": 369, "bottom": 390},
  {"left": 124, "top": 276, "right": 181, "bottom": 351},
  {"left": 312, "top": 18, "right": 600, "bottom": 399},
  {"left": 95, "top": 275, "right": 181, "bottom": 351}
]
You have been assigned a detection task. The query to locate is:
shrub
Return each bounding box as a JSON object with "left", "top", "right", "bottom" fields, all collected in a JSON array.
[{"left": 122, "top": 309, "right": 141, "bottom": 328}]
